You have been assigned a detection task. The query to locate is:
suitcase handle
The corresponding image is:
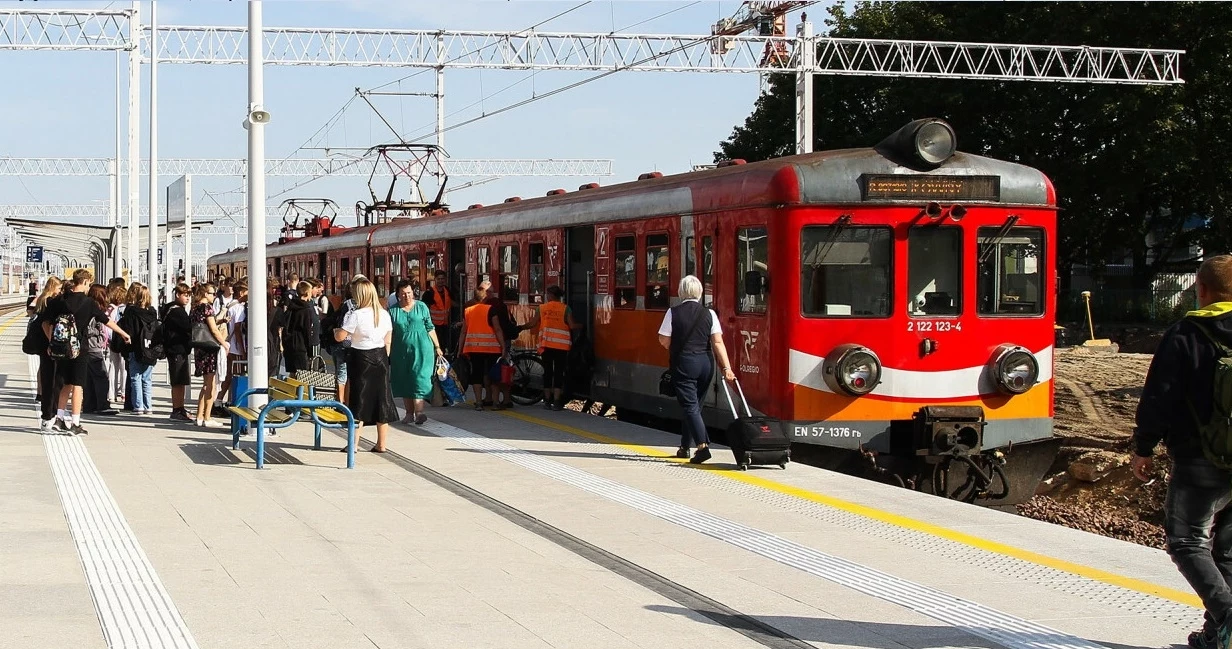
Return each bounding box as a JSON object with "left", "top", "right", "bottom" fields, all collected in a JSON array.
[{"left": 719, "top": 377, "right": 753, "bottom": 418}]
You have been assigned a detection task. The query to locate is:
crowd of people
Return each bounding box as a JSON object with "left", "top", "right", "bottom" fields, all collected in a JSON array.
[{"left": 22, "top": 267, "right": 581, "bottom": 447}]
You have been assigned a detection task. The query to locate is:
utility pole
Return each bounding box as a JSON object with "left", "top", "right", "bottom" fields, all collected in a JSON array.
[
  {"left": 146, "top": 0, "right": 159, "bottom": 289},
  {"left": 113, "top": 49, "right": 122, "bottom": 279},
  {"left": 126, "top": 0, "right": 140, "bottom": 281},
  {"left": 246, "top": 0, "right": 270, "bottom": 409},
  {"left": 795, "top": 17, "right": 814, "bottom": 154}
]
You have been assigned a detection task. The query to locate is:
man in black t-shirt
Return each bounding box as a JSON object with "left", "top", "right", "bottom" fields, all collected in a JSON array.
[{"left": 39, "top": 269, "right": 131, "bottom": 435}]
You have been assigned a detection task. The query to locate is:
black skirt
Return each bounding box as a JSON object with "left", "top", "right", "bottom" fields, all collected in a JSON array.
[{"left": 346, "top": 347, "right": 398, "bottom": 426}]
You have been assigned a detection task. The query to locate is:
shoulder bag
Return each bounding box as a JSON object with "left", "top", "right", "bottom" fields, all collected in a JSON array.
[
  {"left": 658, "top": 305, "right": 711, "bottom": 397},
  {"left": 191, "top": 320, "right": 221, "bottom": 351}
]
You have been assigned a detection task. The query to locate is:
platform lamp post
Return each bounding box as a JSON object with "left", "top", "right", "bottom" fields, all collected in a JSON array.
[{"left": 245, "top": 0, "right": 271, "bottom": 408}]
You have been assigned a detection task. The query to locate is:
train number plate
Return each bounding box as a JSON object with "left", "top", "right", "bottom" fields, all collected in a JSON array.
[
  {"left": 907, "top": 320, "right": 960, "bottom": 332},
  {"left": 793, "top": 425, "right": 862, "bottom": 439}
]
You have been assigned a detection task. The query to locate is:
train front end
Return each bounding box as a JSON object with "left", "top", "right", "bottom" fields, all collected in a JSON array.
[{"left": 780, "top": 120, "right": 1059, "bottom": 504}]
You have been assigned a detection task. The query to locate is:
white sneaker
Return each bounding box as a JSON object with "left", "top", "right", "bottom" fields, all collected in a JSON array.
[
  {"left": 38, "top": 419, "right": 53, "bottom": 432},
  {"left": 202, "top": 419, "right": 226, "bottom": 429}
]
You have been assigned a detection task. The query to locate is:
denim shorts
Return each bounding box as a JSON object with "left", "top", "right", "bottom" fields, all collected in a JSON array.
[{"left": 332, "top": 348, "right": 349, "bottom": 384}]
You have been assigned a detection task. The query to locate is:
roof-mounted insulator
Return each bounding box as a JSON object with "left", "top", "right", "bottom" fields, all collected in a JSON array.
[
  {"left": 637, "top": 171, "right": 663, "bottom": 181},
  {"left": 546, "top": 189, "right": 567, "bottom": 196},
  {"left": 468, "top": 204, "right": 484, "bottom": 210},
  {"left": 717, "top": 159, "right": 747, "bottom": 167},
  {"left": 578, "top": 182, "right": 600, "bottom": 190},
  {"left": 504, "top": 196, "right": 522, "bottom": 203}
]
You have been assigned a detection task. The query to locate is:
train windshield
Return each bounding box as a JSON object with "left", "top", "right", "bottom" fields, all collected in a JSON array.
[
  {"left": 908, "top": 226, "right": 962, "bottom": 316},
  {"left": 801, "top": 226, "right": 891, "bottom": 317},
  {"left": 978, "top": 227, "right": 1044, "bottom": 315}
]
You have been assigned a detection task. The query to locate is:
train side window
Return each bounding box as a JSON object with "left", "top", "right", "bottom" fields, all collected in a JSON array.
[
  {"left": 476, "top": 246, "right": 491, "bottom": 285},
  {"left": 978, "top": 226, "right": 1044, "bottom": 316},
  {"left": 330, "top": 258, "right": 338, "bottom": 294},
  {"left": 614, "top": 235, "right": 636, "bottom": 308},
  {"left": 685, "top": 236, "right": 696, "bottom": 277},
  {"left": 908, "top": 226, "right": 962, "bottom": 317},
  {"left": 353, "top": 256, "right": 363, "bottom": 276},
  {"left": 374, "top": 254, "right": 387, "bottom": 295},
  {"left": 801, "top": 226, "right": 892, "bottom": 317},
  {"left": 408, "top": 252, "right": 421, "bottom": 293},
  {"left": 390, "top": 253, "right": 403, "bottom": 290},
  {"left": 528, "top": 242, "right": 545, "bottom": 304},
  {"left": 737, "top": 227, "right": 769, "bottom": 314},
  {"left": 645, "top": 233, "right": 670, "bottom": 310},
  {"left": 499, "top": 244, "right": 520, "bottom": 302},
  {"left": 701, "top": 236, "right": 714, "bottom": 308},
  {"left": 425, "top": 251, "right": 438, "bottom": 274}
]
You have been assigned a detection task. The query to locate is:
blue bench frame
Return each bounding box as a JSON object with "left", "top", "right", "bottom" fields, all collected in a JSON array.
[{"left": 230, "top": 385, "right": 357, "bottom": 469}]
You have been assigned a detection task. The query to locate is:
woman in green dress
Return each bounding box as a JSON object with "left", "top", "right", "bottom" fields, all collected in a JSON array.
[{"left": 389, "top": 279, "right": 444, "bottom": 425}]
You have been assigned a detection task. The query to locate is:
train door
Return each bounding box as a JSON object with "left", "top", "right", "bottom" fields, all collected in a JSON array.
[
  {"left": 565, "top": 226, "right": 594, "bottom": 332},
  {"left": 316, "top": 253, "right": 327, "bottom": 282},
  {"left": 690, "top": 215, "right": 721, "bottom": 410},
  {"left": 728, "top": 216, "right": 772, "bottom": 413},
  {"left": 448, "top": 238, "right": 465, "bottom": 296}
]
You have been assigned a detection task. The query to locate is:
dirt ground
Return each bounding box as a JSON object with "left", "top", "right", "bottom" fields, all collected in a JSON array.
[{"left": 1016, "top": 346, "right": 1168, "bottom": 548}]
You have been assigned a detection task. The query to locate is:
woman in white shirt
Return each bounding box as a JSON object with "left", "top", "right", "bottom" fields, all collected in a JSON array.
[{"left": 334, "top": 277, "right": 398, "bottom": 452}]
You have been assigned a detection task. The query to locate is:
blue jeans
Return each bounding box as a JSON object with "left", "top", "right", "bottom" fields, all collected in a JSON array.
[
  {"left": 672, "top": 352, "right": 712, "bottom": 450},
  {"left": 1166, "top": 457, "right": 1232, "bottom": 630},
  {"left": 127, "top": 353, "right": 154, "bottom": 412}
]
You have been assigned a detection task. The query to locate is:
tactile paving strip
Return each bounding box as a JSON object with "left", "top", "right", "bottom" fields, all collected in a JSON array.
[
  {"left": 44, "top": 433, "right": 199, "bottom": 649},
  {"left": 486, "top": 420, "right": 1203, "bottom": 629},
  {"left": 424, "top": 419, "right": 1113, "bottom": 649}
]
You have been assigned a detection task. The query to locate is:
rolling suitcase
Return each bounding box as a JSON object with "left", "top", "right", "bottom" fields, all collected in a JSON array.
[{"left": 721, "top": 379, "right": 791, "bottom": 470}]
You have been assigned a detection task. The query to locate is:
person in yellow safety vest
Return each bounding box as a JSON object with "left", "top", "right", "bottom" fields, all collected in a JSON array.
[
  {"left": 523, "top": 284, "right": 581, "bottom": 410},
  {"left": 422, "top": 270, "right": 455, "bottom": 351},
  {"left": 456, "top": 281, "right": 507, "bottom": 410}
]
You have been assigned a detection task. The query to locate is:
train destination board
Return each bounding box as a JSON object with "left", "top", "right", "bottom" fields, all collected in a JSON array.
[{"left": 861, "top": 174, "right": 1001, "bottom": 201}]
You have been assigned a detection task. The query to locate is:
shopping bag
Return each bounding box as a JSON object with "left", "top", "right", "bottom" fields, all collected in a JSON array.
[{"left": 435, "top": 356, "right": 467, "bottom": 405}]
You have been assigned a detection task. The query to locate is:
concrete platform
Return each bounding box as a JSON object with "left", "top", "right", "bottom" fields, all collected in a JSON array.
[{"left": 0, "top": 308, "right": 1201, "bottom": 649}]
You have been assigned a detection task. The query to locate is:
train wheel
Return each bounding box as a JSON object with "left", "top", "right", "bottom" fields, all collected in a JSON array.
[{"left": 510, "top": 352, "right": 544, "bottom": 406}]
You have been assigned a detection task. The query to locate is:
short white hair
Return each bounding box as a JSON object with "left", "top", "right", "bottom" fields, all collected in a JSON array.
[{"left": 678, "top": 274, "right": 703, "bottom": 301}]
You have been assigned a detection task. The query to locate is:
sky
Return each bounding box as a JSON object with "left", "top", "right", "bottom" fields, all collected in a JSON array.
[{"left": 0, "top": 0, "right": 814, "bottom": 262}]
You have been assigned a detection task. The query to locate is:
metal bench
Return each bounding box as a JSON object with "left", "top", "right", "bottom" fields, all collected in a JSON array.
[{"left": 229, "top": 377, "right": 357, "bottom": 469}]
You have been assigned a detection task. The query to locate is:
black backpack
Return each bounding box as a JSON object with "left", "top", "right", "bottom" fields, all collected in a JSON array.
[
  {"left": 321, "top": 300, "right": 351, "bottom": 352},
  {"left": 138, "top": 318, "right": 165, "bottom": 365},
  {"left": 48, "top": 312, "right": 80, "bottom": 360},
  {"left": 22, "top": 317, "right": 45, "bottom": 355}
]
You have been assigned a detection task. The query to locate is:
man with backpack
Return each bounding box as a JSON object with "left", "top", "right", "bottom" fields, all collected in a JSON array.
[
  {"left": 38, "top": 269, "right": 132, "bottom": 434},
  {"left": 1134, "top": 254, "right": 1232, "bottom": 649}
]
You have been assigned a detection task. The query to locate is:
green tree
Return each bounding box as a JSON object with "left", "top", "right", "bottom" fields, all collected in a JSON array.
[{"left": 717, "top": 2, "right": 1232, "bottom": 289}]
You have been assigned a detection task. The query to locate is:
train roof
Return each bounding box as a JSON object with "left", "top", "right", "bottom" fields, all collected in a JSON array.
[{"left": 209, "top": 145, "right": 1052, "bottom": 265}]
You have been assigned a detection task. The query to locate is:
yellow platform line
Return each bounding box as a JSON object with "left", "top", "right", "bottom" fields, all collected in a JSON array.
[
  {"left": 0, "top": 307, "right": 28, "bottom": 336},
  {"left": 503, "top": 409, "right": 1200, "bottom": 609}
]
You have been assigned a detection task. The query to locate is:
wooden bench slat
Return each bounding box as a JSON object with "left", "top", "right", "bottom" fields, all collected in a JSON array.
[
  {"left": 227, "top": 406, "right": 291, "bottom": 423},
  {"left": 313, "top": 408, "right": 350, "bottom": 424}
]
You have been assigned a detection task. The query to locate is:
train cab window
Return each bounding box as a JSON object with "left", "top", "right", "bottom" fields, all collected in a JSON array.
[
  {"left": 908, "top": 227, "right": 962, "bottom": 317},
  {"left": 476, "top": 245, "right": 491, "bottom": 285},
  {"left": 528, "top": 243, "right": 545, "bottom": 304},
  {"left": 978, "top": 227, "right": 1044, "bottom": 315},
  {"left": 645, "top": 233, "right": 670, "bottom": 310},
  {"left": 701, "top": 236, "right": 714, "bottom": 308},
  {"left": 499, "top": 244, "right": 520, "bottom": 302},
  {"left": 408, "top": 253, "right": 421, "bottom": 293},
  {"left": 801, "top": 226, "right": 891, "bottom": 317},
  {"left": 737, "top": 227, "right": 769, "bottom": 314},
  {"left": 614, "top": 235, "right": 636, "bottom": 308}
]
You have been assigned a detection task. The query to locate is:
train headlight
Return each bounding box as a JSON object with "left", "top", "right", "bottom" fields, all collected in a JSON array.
[
  {"left": 824, "top": 344, "right": 882, "bottom": 396},
  {"left": 878, "top": 118, "right": 957, "bottom": 169},
  {"left": 990, "top": 345, "right": 1039, "bottom": 395}
]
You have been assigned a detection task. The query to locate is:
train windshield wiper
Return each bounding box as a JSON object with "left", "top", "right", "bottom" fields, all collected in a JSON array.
[{"left": 977, "top": 214, "right": 1021, "bottom": 264}]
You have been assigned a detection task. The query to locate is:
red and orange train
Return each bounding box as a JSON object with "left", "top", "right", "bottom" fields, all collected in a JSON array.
[{"left": 209, "top": 119, "right": 1059, "bottom": 503}]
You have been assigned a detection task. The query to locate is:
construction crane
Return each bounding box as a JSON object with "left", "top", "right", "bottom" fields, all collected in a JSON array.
[{"left": 712, "top": 1, "right": 813, "bottom": 68}]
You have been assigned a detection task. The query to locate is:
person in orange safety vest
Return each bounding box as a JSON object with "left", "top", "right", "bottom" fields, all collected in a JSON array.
[{"left": 523, "top": 285, "right": 580, "bottom": 410}]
